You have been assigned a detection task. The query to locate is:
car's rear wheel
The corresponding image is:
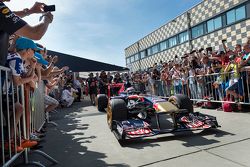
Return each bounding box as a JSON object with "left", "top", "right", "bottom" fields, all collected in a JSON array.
[
  {"left": 107, "top": 99, "right": 127, "bottom": 130},
  {"left": 168, "top": 94, "right": 193, "bottom": 113},
  {"left": 97, "top": 94, "right": 108, "bottom": 111}
]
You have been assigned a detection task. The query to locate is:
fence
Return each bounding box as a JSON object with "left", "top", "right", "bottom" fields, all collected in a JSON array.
[
  {"left": 186, "top": 67, "right": 250, "bottom": 105},
  {"left": 132, "top": 67, "right": 250, "bottom": 106},
  {"left": 0, "top": 66, "right": 58, "bottom": 167}
]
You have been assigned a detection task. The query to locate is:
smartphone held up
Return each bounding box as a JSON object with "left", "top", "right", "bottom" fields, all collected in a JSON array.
[
  {"left": 39, "top": 5, "right": 55, "bottom": 21},
  {"left": 43, "top": 5, "right": 56, "bottom": 12}
]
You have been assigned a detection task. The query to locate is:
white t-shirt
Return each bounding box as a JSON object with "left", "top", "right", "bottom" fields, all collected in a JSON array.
[
  {"left": 188, "top": 69, "right": 195, "bottom": 84},
  {"left": 74, "top": 79, "right": 81, "bottom": 89},
  {"left": 61, "top": 89, "right": 72, "bottom": 100},
  {"left": 7, "top": 52, "right": 25, "bottom": 76}
]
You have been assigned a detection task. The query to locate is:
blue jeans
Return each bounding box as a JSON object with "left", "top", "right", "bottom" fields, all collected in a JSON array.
[
  {"left": 155, "top": 80, "right": 164, "bottom": 96},
  {"left": 174, "top": 85, "right": 182, "bottom": 94}
]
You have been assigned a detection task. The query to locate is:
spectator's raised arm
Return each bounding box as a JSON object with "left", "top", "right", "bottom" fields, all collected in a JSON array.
[{"left": 15, "top": 12, "right": 53, "bottom": 40}]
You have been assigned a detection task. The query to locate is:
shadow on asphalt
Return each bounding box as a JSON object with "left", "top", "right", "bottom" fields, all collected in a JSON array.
[
  {"left": 16, "top": 98, "right": 129, "bottom": 167},
  {"left": 120, "top": 128, "right": 235, "bottom": 149}
]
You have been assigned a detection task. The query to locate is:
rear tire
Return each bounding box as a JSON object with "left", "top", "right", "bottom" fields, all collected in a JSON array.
[
  {"left": 168, "top": 94, "right": 193, "bottom": 113},
  {"left": 107, "top": 99, "right": 127, "bottom": 130},
  {"left": 97, "top": 94, "right": 108, "bottom": 111}
]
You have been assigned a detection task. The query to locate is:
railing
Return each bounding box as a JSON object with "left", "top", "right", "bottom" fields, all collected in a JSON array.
[
  {"left": 186, "top": 67, "right": 250, "bottom": 105},
  {"left": 0, "top": 65, "right": 57, "bottom": 167},
  {"left": 0, "top": 66, "right": 26, "bottom": 166},
  {"left": 131, "top": 67, "right": 250, "bottom": 106}
]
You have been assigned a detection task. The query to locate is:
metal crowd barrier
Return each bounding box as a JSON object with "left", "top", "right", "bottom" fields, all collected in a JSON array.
[
  {"left": 132, "top": 67, "right": 250, "bottom": 106},
  {"left": 186, "top": 67, "right": 250, "bottom": 105},
  {"left": 0, "top": 66, "right": 26, "bottom": 166},
  {"left": 0, "top": 66, "right": 58, "bottom": 167}
]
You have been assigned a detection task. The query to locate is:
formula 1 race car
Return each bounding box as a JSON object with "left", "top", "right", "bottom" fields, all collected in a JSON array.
[{"left": 98, "top": 91, "right": 220, "bottom": 142}]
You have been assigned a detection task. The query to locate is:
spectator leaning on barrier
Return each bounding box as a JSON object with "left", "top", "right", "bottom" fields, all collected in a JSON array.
[
  {"left": 4, "top": 37, "right": 42, "bottom": 150},
  {"left": 43, "top": 75, "right": 60, "bottom": 112},
  {"left": 0, "top": 1, "right": 53, "bottom": 66},
  {"left": 8, "top": 37, "right": 39, "bottom": 86}
]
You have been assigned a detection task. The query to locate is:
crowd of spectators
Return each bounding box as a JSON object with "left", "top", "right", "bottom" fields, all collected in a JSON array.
[
  {"left": 127, "top": 38, "right": 250, "bottom": 110},
  {"left": 1, "top": 0, "right": 250, "bottom": 164},
  {"left": 0, "top": 0, "right": 85, "bottom": 159},
  {"left": 87, "top": 37, "right": 250, "bottom": 111}
]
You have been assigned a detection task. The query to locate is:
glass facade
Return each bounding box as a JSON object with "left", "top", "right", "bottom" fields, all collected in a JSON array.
[
  {"left": 130, "top": 55, "right": 135, "bottom": 62},
  {"left": 169, "top": 36, "right": 177, "bottom": 47},
  {"left": 235, "top": 6, "right": 246, "bottom": 21},
  {"left": 191, "top": 24, "right": 204, "bottom": 38},
  {"left": 134, "top": 53, "right": 139, "bottom": 61},
  {"left": 160, "top": 40, "right": 168, "bottom": 51},
  {"left": 152, "top": 45, "right": 159, "bottom": 54},
  {"left": 140, "top": 50, "right": 145, "bottom": 59},
  {"left": 227, "top": 5, "right": 246, "bottom": 25},
  {"left": 226, "top": 9, "right": 235, "bottom": 24},
  {"left": 126, "top": 57, "right": 130, "bottom": 64},
  {"left": 207, "top": 16, "right": 222, "bottom": 32},
  {"left": 179, "top": 31, "right": 189, "bottom": 43},
  {"left": 147, "top": 48, "right": 152, "bottom": 56}
]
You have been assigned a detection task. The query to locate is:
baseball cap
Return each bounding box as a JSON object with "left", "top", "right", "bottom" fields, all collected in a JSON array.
[
  {"left": 34, "top": 52, "right": 49, "bottom": 65},
  {"left": 15, "top": 37, "right": 39, "bottom": 50}
]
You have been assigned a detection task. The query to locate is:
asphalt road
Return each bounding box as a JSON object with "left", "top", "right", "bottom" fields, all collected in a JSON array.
[{"left": 22, "top": 97, "right": 250, "bottom": 167}]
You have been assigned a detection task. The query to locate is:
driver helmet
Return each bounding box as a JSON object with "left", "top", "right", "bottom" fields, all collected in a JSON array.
[{"left": 126, "top": 87, "right": 135, "bottom": 92}]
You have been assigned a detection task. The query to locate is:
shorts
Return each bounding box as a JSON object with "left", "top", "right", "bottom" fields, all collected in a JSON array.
[
  {"left": 89, "top": 87, "right": 97, "bottom": 95},
  {"left": 226, "top": 82, "right": 238, "bottom": 91},
  {"left": 225, "top": 79, "right": 243, "bottom": 96},
  {"left": 44, "top": 95, "right": 59, "bottom": 106}
]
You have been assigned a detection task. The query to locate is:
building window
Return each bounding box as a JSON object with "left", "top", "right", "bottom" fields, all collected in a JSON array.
[
  {"left": 214, "top": 16, "right": 222, "bottom": 29},
  {"left": 134, "top": 53, "right": 139, "bottom": 61},
  {"left": 191, "top": 24, "right": 204, "bottom": 39},
  {"left": 235, "top": 6, "right": 246, "bottom": 21},
  {"left": 226, "top": 5, "right": 246, "bottom": 25},
  {"left": 207, "top": 16, "right": 222, "bottom": 32},
  {"left": 152, "top": 45, "right": 159, "bottom": 54},
  {"left": 169, "top": 36, "right": 177, "bottom": 47},
  {"left": 179, "top": 31, "right": 189, "bottom": 43},
  {"left": 147, "top": 48, "right": 152, "bottom": 56},
  {"left": 160, "top": 40, "right": 168, "bottom": 51},
  {"left": 130, "top": 55, "right": 135, "bottom": 62},
  {"left": 126, "top": 57, "right": 130, "bottom": 64},
  {"left": 140, "top": 50, "right": 145, "bottom": 59}
]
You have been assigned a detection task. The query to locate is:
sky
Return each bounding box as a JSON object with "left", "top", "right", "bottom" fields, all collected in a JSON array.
[{"left": 6, "top": 0, "right": 202, "bottom": 67}]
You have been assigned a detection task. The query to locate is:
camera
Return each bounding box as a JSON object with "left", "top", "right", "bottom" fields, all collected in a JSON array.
[
  {"left": 222, "top": 39, "right": 227, "bottom": 43},
  {"left": 198, "top": 48, "right": 204, "bottom": 53},
  {"left": 206, "top": 47, "right": 212, "bottom": 52},
  {"left": 190, "top": 50, "right": 196, "bottom": 54},
  {"left": 229, "top": 54, "right": 236, "bottom": 61},
  {"left": 44, "top": 5, "right": 56, "bottom": 12}
]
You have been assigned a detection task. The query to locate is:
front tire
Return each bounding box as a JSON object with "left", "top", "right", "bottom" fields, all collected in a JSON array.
[{"left": 107, "top": 99, "right": 127, "bottom": 130}]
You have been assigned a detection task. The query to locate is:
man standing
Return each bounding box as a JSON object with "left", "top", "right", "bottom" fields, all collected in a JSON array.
[
  {"left": 86, "top": 73, "right": 98, "bottom": 105},
  {"left": 0, "top": 0, "right": 54, "bottom": 65},
  {"left": 73, "top": 76, "right": 82, "bottom": 102}
]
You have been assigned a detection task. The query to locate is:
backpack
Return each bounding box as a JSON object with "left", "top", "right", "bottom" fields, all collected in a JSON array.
[
  {"left": 202, "top": 96, "right": 218, "bottom": 109},
  {"left": 222, "top": 102, "right": 232, "bottom": 112}
]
